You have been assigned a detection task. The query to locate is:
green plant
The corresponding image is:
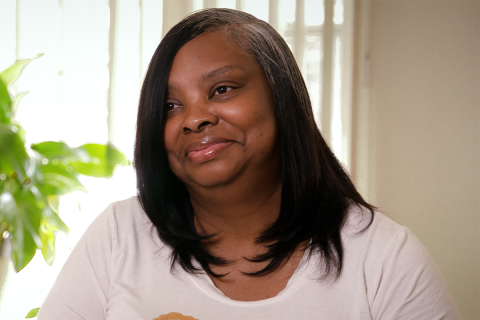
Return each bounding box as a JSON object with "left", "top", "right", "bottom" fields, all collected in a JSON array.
[
  {"left": 0, "top": 56, "right": 130, "bottom": 272},
  {"left": 25, "top": 307, "right": 39, "bottom": 318}
]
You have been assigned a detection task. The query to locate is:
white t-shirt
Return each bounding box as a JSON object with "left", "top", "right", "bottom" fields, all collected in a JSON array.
[{"left": 38, "top": 197, "right": 461, "bottom": 320}]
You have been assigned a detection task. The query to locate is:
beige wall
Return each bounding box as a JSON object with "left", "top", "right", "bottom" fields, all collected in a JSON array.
[{"left": 356, "top": 1, "right": 479, "bottom": 319}]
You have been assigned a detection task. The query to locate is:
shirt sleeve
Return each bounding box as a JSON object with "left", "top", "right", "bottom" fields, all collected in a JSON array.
[
  {"left": 37, "top": 203, "right": 117, "bottom": 320},
  {"left": 370, "top": 226, "right": 462, "bottom": 320}
]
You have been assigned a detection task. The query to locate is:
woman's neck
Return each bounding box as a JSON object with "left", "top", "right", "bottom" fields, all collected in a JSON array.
[{"left": 189, "top": 179, "right": 282, "bottom": 243}]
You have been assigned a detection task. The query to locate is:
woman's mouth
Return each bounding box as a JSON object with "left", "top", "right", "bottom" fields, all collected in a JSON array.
[{"left": 185, "top": 139, "right": 234, "bottom": 163}]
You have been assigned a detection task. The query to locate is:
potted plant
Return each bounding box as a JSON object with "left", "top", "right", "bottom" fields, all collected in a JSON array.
[{"left": 0, "top": 56, "right": 130, "bottom": 317}]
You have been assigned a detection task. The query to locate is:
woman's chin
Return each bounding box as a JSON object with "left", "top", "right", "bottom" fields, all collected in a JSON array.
[{"left": 182, "top": 166, "right": 244, "bottom": 190}]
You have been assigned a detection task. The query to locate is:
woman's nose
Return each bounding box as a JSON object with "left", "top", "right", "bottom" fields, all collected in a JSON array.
[{"left": 181, "top": 101, "right": 219, "bottom": 133}]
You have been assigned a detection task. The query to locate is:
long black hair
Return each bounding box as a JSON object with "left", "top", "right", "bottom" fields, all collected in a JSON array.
[{"left": 134, "top": 8, "right": 374, "bottom": 280}]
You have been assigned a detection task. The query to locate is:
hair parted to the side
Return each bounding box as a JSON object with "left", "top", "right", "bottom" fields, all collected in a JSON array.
[{"left": 134, "top": 8, "right": 375, "bottom": 280}]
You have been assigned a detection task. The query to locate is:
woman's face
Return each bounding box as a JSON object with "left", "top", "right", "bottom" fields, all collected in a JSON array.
[{"left": 164, "top": 31, "right": 280, "bottom": 189}]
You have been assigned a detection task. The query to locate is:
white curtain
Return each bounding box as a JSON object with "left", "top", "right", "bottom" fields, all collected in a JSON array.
[{"left": 0, "top": 1, "right": 353, "bottom": 318}]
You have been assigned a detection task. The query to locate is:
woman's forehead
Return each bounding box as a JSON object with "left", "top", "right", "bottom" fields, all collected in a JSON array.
[
  {"left": 174, "top": 31, "right": 249, "bottom": 64},
  {"left": 167, "top": 31, "right": 262, "bottom": 86}
]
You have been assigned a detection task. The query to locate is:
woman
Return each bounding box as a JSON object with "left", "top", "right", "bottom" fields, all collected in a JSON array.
[{"left": 38, "top": 8, "right": 460, "bottom": 320}]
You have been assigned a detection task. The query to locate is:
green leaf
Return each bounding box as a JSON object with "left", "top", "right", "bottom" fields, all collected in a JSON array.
[
  {"left": 0, "top": 124, "right": 28, "bottom": 181},
  {"left": 0, "top": 54, "right": 42, "bottom": 124},
  {"left": 47, "top": 195, "right": 59, "bottom": 213},
  {"left": 31, "top": 142, "right": 130, "bottom": 178},
  {"left": 38, "top": 162, "right": 85, "bottom": 196},
  {"left": 38, "top": 208, "right": 68, "bottom": 266},
  {"left": 13, "top": 242, "right": 35, "bottom": 273},
  {"left": 51, "top": 211, "right": 68, "bottom": 234},
  {"left": 70, "top": 144, "right": 130, "bottom": 178},
  {"left": 0, "top": 191, "right": 17, "bottom": 223},
  {"left": 39, "top": 225, "right": 55, "bottom": 266},
  {"left": 0, "top": 79, "right": 12, "bottom": 124},
  {"left": 3, "top": 190, "right": 41, "bottom": 272},
  {"left": 0, "top": 54, "right": 44, "bottom": 87},
  {"left": 11, "top": 90, "right": 29, "bottom": 114},
  {"left": 25, "top": 307, "right": 40, "bottom": 318},
  {"left": 31, "top": 141, "right": 89, "bottom": 162}
]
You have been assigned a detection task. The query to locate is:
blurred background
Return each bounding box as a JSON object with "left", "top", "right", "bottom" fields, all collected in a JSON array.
[{"left": 0, "top": 0, "right": 478, "bottom": 319}]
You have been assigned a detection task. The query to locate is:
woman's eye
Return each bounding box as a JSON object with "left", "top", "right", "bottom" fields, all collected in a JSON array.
[
  {"left": 214, "top": 86, "right": 232, "bottom": 95},
  {"left": 165, "top": 102, "right": 180, "bottom": 111}
]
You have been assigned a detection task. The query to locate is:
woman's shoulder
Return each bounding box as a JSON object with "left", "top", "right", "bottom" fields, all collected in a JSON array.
[
  {"left": 342, "top": 204, "right": 412, "bottom": 247},
  {"left": 37, "top": 197, "right": 169, "bottom": 319},
  {"left": 109, "top": 196, "right": 151, "bottom": 227},
  {"left": 96, "top": 196, "right": 149, "bottom": 225},
  {"left": 84, "top": 196, "right": 160, "bottom": 247},
  {"left": 341, "top": 204, "right": 433, "bottom": 272},
  {"left": 339, "top": 205, "right": 461, "bottom": 319}
]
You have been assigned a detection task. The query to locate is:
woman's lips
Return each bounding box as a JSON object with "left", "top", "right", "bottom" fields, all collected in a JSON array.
[
  {"left": 185, "top": 138, "right": 234, "bottom": 163},
  {"left": 187, "top": 142, "right": 233, "bottom": 163}
]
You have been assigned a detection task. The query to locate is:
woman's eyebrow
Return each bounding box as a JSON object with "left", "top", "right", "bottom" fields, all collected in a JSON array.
[
  {"left": 166, "top": 65, "right": 246, "bottom": 92},
  {"left": 199, "top": 64, "right": 246, "bottom": 83}
]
